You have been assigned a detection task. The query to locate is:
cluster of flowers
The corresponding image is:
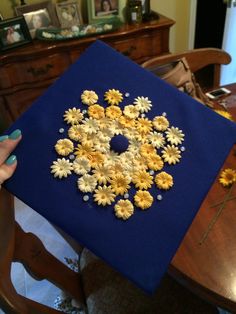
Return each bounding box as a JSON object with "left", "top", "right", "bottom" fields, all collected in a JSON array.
[{"left": 51, "top": 89, "right": 185, "bottom": 220}]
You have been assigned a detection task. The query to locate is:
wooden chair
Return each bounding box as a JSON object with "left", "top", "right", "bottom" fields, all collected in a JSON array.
[
  {"left": 141, "top": 47, "right": 231, "bottom": 89},
  {"left": 0, "top": 188, "right": 220, "bottom": 314}
]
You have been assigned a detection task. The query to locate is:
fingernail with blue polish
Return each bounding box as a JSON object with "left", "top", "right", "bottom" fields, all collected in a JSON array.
[
  {"left": 0, "top": 135, "right": 9, "bottom": 142},
  {"left": 5, "top": 155, "right": 17, "bottom": 165},
  {"left": 9, "top": 129, "right": 21, "bottom": 140}
]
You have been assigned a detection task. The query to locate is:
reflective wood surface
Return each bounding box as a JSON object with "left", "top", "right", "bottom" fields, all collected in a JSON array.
[{"left": 170, "top": 84, "right": 236, "bottom": 312}]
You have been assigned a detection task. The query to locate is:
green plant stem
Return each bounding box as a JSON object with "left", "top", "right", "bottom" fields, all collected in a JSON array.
[
  {"left": 209, "top": 195, "right": 236, "bottom": 208},
  {"left": 199, "top": 184, "right": 234, "bottom": 245}
]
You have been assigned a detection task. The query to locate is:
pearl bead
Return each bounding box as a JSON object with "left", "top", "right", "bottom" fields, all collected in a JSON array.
[{"left": 83, "top": 195, "right": 89, "bottom": 201}]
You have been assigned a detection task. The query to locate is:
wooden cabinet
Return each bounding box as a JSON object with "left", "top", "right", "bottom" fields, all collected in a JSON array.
[{"left": 0, "top": 14, "right": 174, "bottom": 127}]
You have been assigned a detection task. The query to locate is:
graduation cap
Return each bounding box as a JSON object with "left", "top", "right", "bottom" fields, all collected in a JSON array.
[{"left": 4, "top": 40, "right": 236, "bottom": 293}]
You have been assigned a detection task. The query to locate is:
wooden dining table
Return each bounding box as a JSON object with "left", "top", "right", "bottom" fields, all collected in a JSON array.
[{"left": 170, "top": 83, "right": 236, "bottom": 313}]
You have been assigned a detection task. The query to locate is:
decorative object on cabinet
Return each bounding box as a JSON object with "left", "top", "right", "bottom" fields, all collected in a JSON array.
[
  {"left": 127, "top": 0, "right": 142, "bottom": 24},
  {"left": 0, "top": 16, "right": 32, "bottom": 51},
  {"left": 0, "top": 14, "right": 174, "bottom": 128},
  {"left": 36, "top": 18, "right": 122, "bottom": 40},
  {"left": 15, "top": 0, "right": 59, "bottom": 38},
  {"left": 55, "top": 0, "right": 83, "bottom": 28},
  {"left": 0, "top": 12, "right": 3, "bottom": 21},
  {"left": 88, "top": 0, "right": 121, "bottom": 24},
  {"left": 140, "top": 0, "right": 159, "bottom": 22}
]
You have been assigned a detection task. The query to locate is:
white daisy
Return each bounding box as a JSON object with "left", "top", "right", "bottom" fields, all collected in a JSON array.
[
  {"left": 77, "top": 174, "right": 97, "bottom": 193},
  {"left": 104, "top": 150, "right": 119, "bottom": 166},
  {"left": 73, "top": 157, "right": 91, "bottom": 175},
  {"left": 51, "top": 158, "right": 73, "bottom": 179},
  {"left": 165, "top": 127, "right": 185, "bottom": 145},
  {"left": 83, "top": 118, "right": 99, "bottom": 134},
  {"left": 134, "top": 96, "right": 152, "bottom": 113},
  {"left": 147, "top": 132, "right": 165, "bottom": 148},
  {"left": 109, "top": 119, "right": 123, "bottom": 135},
  {"left": 123, "top": 127, "right": 139, "bottom": 140}
]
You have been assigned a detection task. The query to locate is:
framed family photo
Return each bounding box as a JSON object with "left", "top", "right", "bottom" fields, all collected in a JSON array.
[
  {"left": 0, "top": 16, "right": 32, "bottom": 51},
  {"left": 15, "top": 0, "right": 59, "bottom": 38},
  {"left": 56, "top": 0, "right": 83, "bottom": 28},
  {"left": 88, "top": 0, "right": 121, "bottom": 23}
]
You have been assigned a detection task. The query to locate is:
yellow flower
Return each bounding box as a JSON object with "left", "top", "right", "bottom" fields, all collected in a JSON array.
[
  {"left": 110, "top": 162, "right": 125, "bottom": 177},
  {"left": 75, "top": 143, "right": 94, "bottom": 158},
  {"left": 92, "top": 165, "right": 112, "bottom": 184},
  {"left": 94, "top": 185, "right": 116, "bottom": 206},
  {"left": 64, "top": 108, "right": 83, "bottom": 125},
  {"left": 134, "top": 190, "right": 153, "bottom": 210},
  {"left": 119, "top": 115, "right": 136, "bottom": 128},
  {"left": 81, "top": 90, "right": 98, "bottom": 105},
  {"left": 162, "top": 145, "right": 181, "bottom": 165},
  {"left": 147, "top": 154, "right": 164, "bottom": 171},
  {"left": 140, "top": 143, "right": 156, "bottom": 157},
  {"left": 166, "top": 127, "right": 185, "bottom": 145},
  {"left": 136, "top": 118, "right": 152, "bottom": 134},
  {"left": 88, "top": 104, "right": 105, "bottom": 119},
  {"left": 153, "top": 116, "right": 169, "bottom": 131},
  {"left": 114, "top": 200, "right": 134, "bottom": 220},
  {"left": 106, "top": 105, "right": 122, "bottom": 119},
  {"left": 88, "top": 151, "right": 105, "bottom": 168},
  {"left": 51, "top": 158, "right": 73, "bottom": 178},
  {"left": 109, "top": 174, "right": 131, "bottom": 195},
  {"left": 132, "top": 155, "right": 148, "bottom": 171},
  {"left": 132, "top": 170, "right": 153, "bottom": 190},
  {"left": 104, "top": 89, "right": 123, "bottom": 105},
  {"left": 68, "top": 125, "right": 84, "bottom": 141},
  {"left": 123, "top": 105, "right": 140, "bottom": 119},
  {"left": 219, "top": 168, "right": 236, "bottom": 187},
  {"left": 155, "top": 172, "right": 173, "bottom": 190},
  {"left": 55, "top": 139, "right": 74, "bottom": 156},
  {"left": 214, "top": 110, "right": 233, "bottom": 121}
]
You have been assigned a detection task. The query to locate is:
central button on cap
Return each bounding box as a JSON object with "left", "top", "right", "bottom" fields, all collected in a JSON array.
[{"left": 110, "top": 135, "right": 129, "bottom": 154}]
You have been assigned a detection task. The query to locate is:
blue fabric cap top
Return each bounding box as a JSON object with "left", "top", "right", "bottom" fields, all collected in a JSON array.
[
  {"left": 4, "top": 40, "right": 236, "bottom": 294},
  {"left": 110, "top": 134, "right": 129, "bottom": 154}
]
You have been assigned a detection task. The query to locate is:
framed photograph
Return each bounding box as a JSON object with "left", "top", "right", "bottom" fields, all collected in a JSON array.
[
  {"left": 56, "top": 1, "right": 83, "bottom": 28},
  {"left": 15, "top": 0, "right": 59, "bottom": 38},
  {"left": 88, "top": 0, "right": 121, "bottom": 23},
  {"left": 0, "top": 16, "right": 32, "bottom": 51}
]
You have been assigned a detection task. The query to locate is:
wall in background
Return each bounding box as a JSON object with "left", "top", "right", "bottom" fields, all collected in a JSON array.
[
  {"left": 151, "top": 0, "right": 191, "bottom": 53},
  {"left": 0, "top": 0, "right": 191, "bottom": 52}
]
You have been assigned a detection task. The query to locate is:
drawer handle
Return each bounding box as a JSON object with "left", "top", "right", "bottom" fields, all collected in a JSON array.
[
  {"left": 27, "top": 64, "right": 53, "bottom": 77},
  {"left": 122, "top": 46, "right": 137, "bottom": 56}
]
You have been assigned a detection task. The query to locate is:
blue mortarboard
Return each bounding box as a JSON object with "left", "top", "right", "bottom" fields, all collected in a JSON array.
[{"left": 4, "top": 40, "right": 236, "bottom": 293}]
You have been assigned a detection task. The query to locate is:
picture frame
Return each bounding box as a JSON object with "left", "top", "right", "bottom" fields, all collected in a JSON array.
[
  {"left": 15, "top": 0, "right": 59, "bottom": 38},
  {"left": 88, "top": 0, "right": 121, "bottom": 23},
  {"left": 56, "top": 0, "right": 83, "bottom": 28},
  {"left": 0, "top": 16, "right": 32, "bottom": 51}
]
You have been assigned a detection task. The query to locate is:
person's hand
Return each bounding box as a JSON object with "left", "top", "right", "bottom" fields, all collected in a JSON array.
[{"left": 0, "top": 129, "right": 22, "bottom": 188}]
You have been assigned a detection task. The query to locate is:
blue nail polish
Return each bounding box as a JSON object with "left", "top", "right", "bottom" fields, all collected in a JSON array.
[
  {"left": 9, "top": 129, "right": 21, "bottom": 140},
  {"left": 0, "top": 135, "right": 8, "bottom": 142},
  {"left": 5, "top": 155, "right": 17, "bottom": 165}
]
